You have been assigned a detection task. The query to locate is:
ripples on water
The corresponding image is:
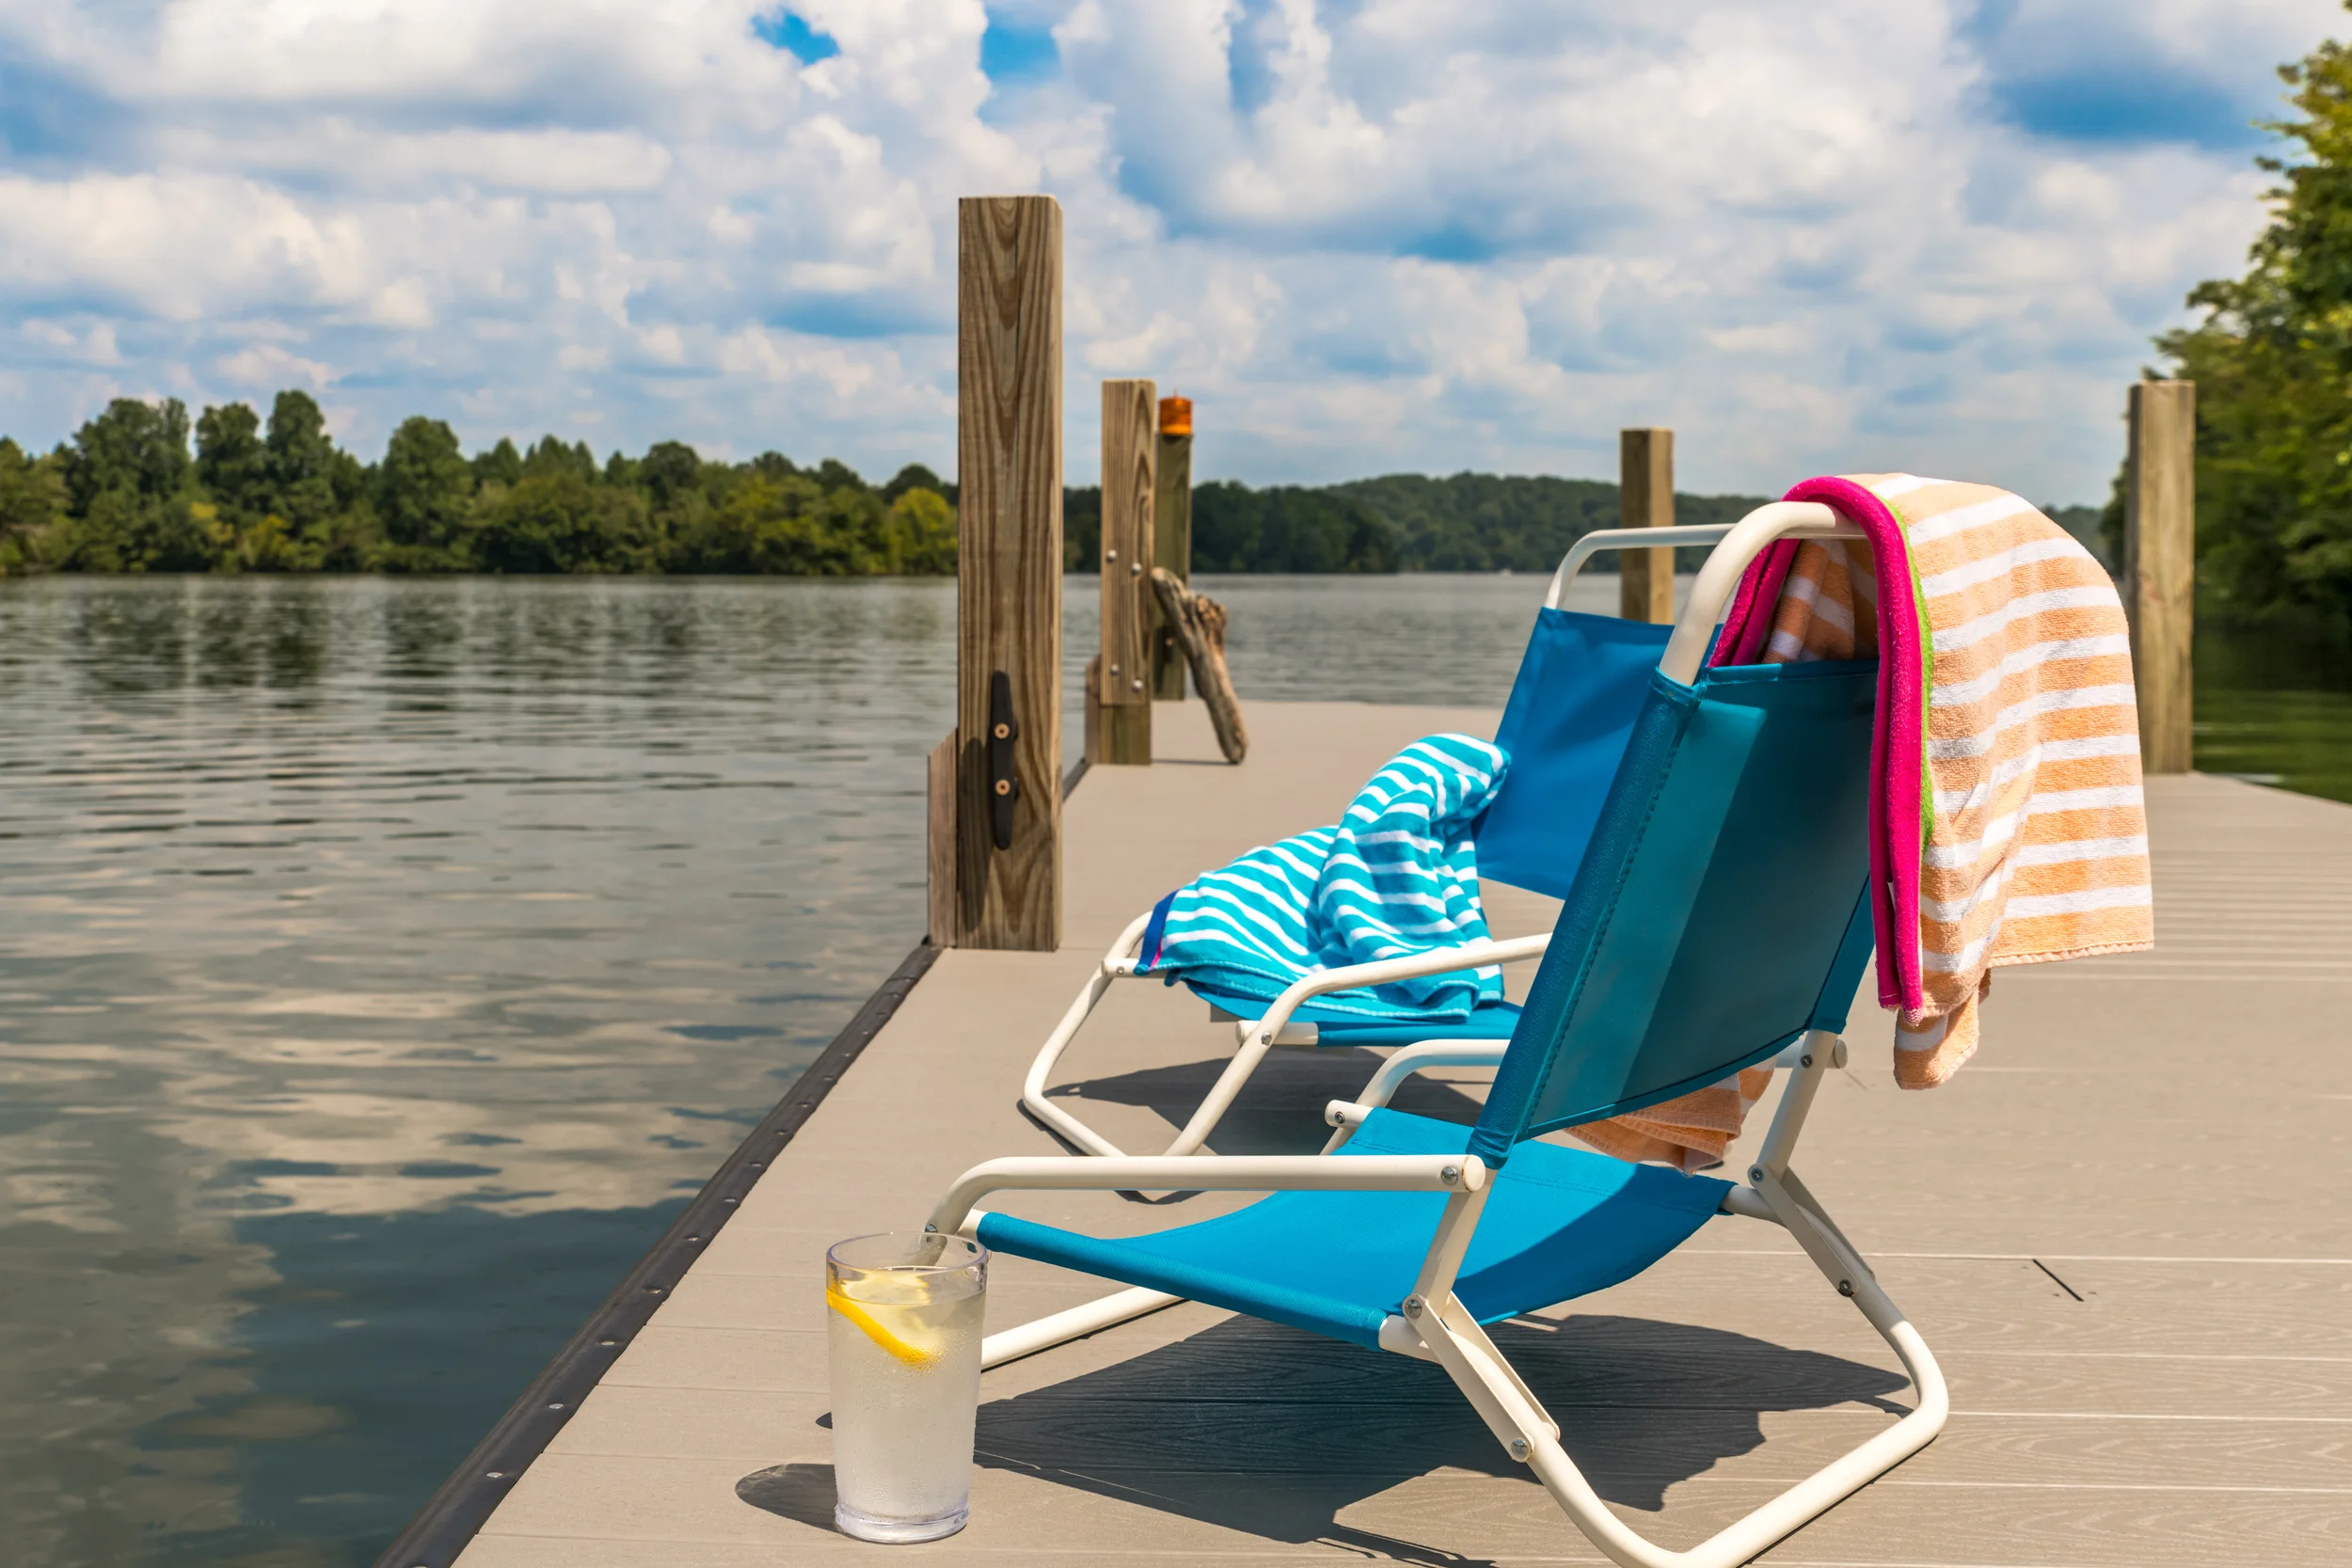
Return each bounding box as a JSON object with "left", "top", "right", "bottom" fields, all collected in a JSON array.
[{"left": 0, "top": 571, "right": 1577, "bottom": 1568}]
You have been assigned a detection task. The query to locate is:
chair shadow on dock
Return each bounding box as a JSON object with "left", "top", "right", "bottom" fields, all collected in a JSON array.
[
  {"left": 960, "top": 1309, "right": 1912, "bottom": 1560},
  {"left": 1038, "top": 1047, "right": 1493, "bottom": 1159}
]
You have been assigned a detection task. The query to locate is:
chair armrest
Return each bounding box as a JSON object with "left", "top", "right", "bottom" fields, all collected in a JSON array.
[
  {"left": 928, "top": 1152, "right": 1486, "bottom": 1235},
  {"left": 1320, "top": 1040, "right": 1514, "bottom": 1150},
  {"left": 1232, "top": 932, "right": 1549, "bottom": 1045},
  {"left": 1238, "top": 932, "right": 1550, "bottom": 1048}
]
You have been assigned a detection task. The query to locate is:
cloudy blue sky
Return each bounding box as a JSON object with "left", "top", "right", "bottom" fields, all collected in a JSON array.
[{"left": 0, "top": 0, "right": 2341, "bottom": 501}]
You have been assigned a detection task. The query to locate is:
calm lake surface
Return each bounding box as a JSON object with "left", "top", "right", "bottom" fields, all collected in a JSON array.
[
  {"left": 0, "top": 572, "right": 2333, "bottom": 1567},
  {"left": 0, "top": 571, "right": 1582, "bottom": 1568}
]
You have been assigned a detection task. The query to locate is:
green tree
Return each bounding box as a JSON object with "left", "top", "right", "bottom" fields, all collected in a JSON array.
[
  {"left": 52, "top": 398, "right": 215, "bottom": 572},
  {"left": 262, "top": 389, "right": 340, "bottom": 541},
  {"left": 521, "top": 435, "right": 597, "bottom": 482},
  {"left": 378, "top": 417, "right": 473, "bottom": 557},
  {"left": 473, "top": 470, "right": 653, "bottom": 573},
  {"left": 665, "top": 472, "right": 873, "bottom": 574},
  {"left": 64, "top": 398, "right": 193, "bottom": 515},
  {"left": 0, "top": 438, "right": 66, "bottom": 572},
  {"left": 641, "top": 441, "right": 705, "bottom": 513},
  {"left": 2154, "top": 24, "right": 2352, "bottom": 626},
  {"left": 472, "top": 437, "right": 523, "bottom": 489},
  {"left": 881, "top": 485, "right": 957, "bottom": 574},
  {"left": 195, "top": 403, "right": 270, "bottom": 518},
  {"left": 1189, "top": 482, "right": 1398, "bottom": 572},
  {"left": 882, "top": 463, "right": 946, "bottom": 505}
]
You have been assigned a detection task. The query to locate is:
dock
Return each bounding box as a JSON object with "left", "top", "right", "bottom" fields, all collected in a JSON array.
[{"left": 426, "top": 697, "right": 2351, "bottom": 1567}]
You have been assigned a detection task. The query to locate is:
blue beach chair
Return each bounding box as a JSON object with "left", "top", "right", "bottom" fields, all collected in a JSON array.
[
  {"left": 938, "top": 504, "right": 1948, "bottom": 1567},
  {"left": 1023, "top": 514, "right": 1867, "bottom": 1161}
]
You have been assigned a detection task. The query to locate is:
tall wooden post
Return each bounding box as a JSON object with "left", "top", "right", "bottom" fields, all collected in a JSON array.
[
  {"left": 1619, "top": 428, "right": 1675, "bottom": 624},
  {"left": 954, "top": 196, "right": 1062, "bottom": 950},
  {"left": 1095, "top": 378, "right": 1156, "bottom": 765},
  {"left": 1151, "top": 396, "right": 1194, "bottom": 700},
  {"left": 2126, "top": 379, "right": 2195, "bottom": 774}
]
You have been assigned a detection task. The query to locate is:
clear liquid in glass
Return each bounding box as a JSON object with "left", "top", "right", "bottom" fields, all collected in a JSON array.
[{"left": 825, "top": 1233, "right": 987, "bottom": 1543}]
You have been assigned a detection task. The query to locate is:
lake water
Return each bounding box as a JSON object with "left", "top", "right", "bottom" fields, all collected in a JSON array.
[{"left": 0, "top": 572, "right": 2334, "bottom": 1568}]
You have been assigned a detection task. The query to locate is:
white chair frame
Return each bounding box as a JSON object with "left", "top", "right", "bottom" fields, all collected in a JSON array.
[
  {"left": 1021, "top": 503, "right": 1867, "bottom": 1163},
  {"left": 936, "top": 1035, "right": 1947, "bottom": 1568}
]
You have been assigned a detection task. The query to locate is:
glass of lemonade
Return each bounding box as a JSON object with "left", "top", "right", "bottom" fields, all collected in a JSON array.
[{"left": 825, "top": 1231, "right": 989, "bottom": 1543}]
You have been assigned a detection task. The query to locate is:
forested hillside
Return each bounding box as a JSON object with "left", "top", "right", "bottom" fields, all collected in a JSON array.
[
  {"left": 0, "top": 392, "right": 957, "bottom": 577},
  {"left": 0, "top": 391, "right": 2103, "bottom": 578}
]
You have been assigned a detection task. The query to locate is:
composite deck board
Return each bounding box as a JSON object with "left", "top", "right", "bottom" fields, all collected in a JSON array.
[{"left": 456, "top": 701, "right": 2352, "bottom": 1566}]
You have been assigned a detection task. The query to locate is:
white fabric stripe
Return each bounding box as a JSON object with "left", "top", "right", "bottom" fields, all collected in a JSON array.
[
  {"left": 1932, "top": 586, "right": 2122, "bottom": 656},
  {"left": 1918, "top": 535, "right": 2087, "bottom": 599},
  {"left": 1904, "top": 491, "right": 2034, "bottom": 546},
  {"left": 1925, "top": 785, "right": 2148, "bottom": 871},
  {"left": 1928, "top": 685, "right": 2139, "bottom": 760},
  {"left": 1148, "top": 733, "right": 1510, "bottom": 1022},
  {"left": 1869, "top": 473, "right": 1945, "bottom": 498},
  {"left": 2000, "top": 884, "right": 2153, "bottom": 920},
  {"left": 1931, "top": 635, "right": 2133, "bottom": 707},
  {"left": 2009, "top": 833, "right": 2147, "bottom": 867},
  {"left": 1930, "top": 733, "right": 2141, "bottom": 812},
  {"left": 1921, "top": 860, "right": 2014, "bottom": 925}
]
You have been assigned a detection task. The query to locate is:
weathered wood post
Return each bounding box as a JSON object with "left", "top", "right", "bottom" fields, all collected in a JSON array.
[
  {"left": 949, "top": 195, "right": 1062, "bottom": 950},
  {"left": 2125, "top": 379, "right": 2195, "bottom": 774},
  {"left": 1619, "top": 427, "right": 1675, "bottom": 624},
  {"left": 1151, "top": 395, "right": 1194, "bottom": 700},
  {"left": 1092, "top": 378, "right": 1156, "bottom": 765}
]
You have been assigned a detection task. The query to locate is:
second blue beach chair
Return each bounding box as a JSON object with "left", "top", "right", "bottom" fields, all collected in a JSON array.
[{"left": 1023, "top": 512, "right": 1867, "bottom": 1161}]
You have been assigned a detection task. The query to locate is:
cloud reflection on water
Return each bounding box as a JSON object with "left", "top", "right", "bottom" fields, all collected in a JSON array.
[{"left": 0, "top": 570, "right": 1577, "bottom": 1566}]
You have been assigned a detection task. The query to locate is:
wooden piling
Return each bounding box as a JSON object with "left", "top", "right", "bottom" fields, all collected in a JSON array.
[
  {"left": 1619, "top": 428, "right": 1675, "bottom": 624},
  {"left": 1096, "top": 379, "right": 1157, "bottom": 765},
  {"left": 954, "top": 195, "right": 1062, "bottom": 950},
  {"left": 1152, "top": 396, "right": 1194, "bottom": 700},
  {"left": 2126, "top": 380, "right": 2195, "bottom": 775}
]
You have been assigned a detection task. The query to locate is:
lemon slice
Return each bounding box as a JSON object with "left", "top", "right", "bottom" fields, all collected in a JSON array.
[{"left": 827, "top": 1285, "right": 940, "bottom": 1367}]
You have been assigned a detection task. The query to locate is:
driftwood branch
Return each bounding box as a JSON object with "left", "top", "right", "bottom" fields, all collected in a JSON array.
[{"left": 1149, "top": 567, "right": 1248, "bottom": 764}]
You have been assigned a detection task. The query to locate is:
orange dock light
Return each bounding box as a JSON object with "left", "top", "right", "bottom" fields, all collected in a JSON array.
[{"left": 1158, "top": 395, "right": 1192, "bottom": 436}]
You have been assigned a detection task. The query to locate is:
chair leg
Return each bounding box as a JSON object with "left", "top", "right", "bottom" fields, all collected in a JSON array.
[
  {"left": 1019, "top": 913, "right": 1154, "bottom": 1158},
  {"left": 1410, "top": 1228, "right": 1947, "bottom": 1568}
]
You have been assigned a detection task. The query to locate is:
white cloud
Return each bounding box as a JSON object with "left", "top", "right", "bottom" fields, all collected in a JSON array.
[
  {"left": 215, "top": 341, "right": 331, "bottom": 388},
  {"left": 0, "top": 0, "right": 2338, "bottom": 499}
]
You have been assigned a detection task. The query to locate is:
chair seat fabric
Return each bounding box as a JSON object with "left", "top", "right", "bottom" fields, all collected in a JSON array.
[{"left": 976, "top": 1109, "right": 1729, "bottom": 1349}]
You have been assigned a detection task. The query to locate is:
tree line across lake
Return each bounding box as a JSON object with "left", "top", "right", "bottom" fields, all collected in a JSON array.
[{"left": 0, "top": 393, "right": 2109, "bottom": 582}]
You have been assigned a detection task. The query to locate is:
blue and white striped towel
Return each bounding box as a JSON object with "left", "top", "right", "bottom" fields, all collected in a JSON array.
[{"left": 1136, "top": 735, "right": 1510, "bottom": 1021}]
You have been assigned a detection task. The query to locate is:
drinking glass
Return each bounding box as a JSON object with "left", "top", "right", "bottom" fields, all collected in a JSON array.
[{"left": 825, "top": 1232, "right": 988, "bottom": 1543}]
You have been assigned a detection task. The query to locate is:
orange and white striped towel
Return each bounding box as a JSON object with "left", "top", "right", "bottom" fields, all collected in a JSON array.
[
  {"left": 1744, "top": 474, "right": 2154, "bottom": 1082},
  {"left": 1569, "top": 475, "right": 2153, "bottom": 1172}
]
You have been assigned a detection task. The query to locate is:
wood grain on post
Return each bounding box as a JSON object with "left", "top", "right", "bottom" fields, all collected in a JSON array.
[
  {"left": 955, "top": 195, "right": 1062, "bottom": 950},
  {"left": 926, "top": 730, "right": 957, "bottom": 945},
  {"left": 1151, "top": 397, "right": 1194, "bottom": 701},
  {"left": 1097, "top": 378, "right": 1156, "bottom": 764},
  {"left": 1619, "top": 428, "right": 1676, "bottom": 624},
  {"left": 2126, "top": 380, "right": 2195, "bottom": 774}
]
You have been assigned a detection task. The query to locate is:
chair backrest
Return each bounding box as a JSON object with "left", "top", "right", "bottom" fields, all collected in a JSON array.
[
  {"left": 1476, "top": 608, "right": 1670, "bottom": 902},
  {"left": 1466, "top": 655, "right": 1878, "bottom": 1168}
]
